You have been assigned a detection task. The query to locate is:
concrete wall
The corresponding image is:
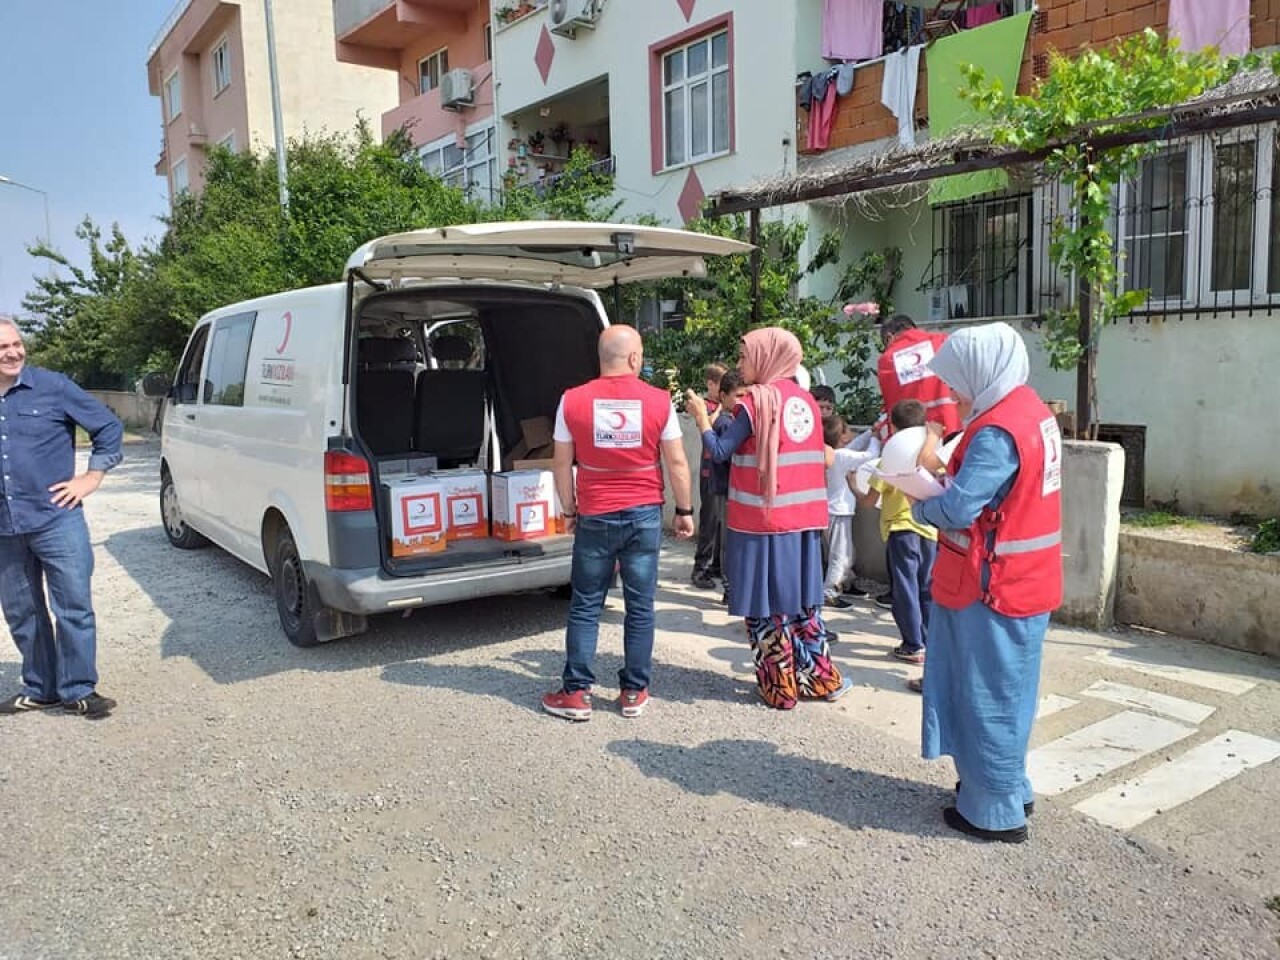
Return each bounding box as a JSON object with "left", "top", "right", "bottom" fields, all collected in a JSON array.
[
  {"left": 1117, "top": 530, "right": 1280, "bottom": 658},
  {"left": 492, "top": 0, "right": 800, "bottom": 225},
  {"left": 1058, "top": 440, "right": 1123, "bottom": 630},
  {"left": 88, "top": 391, "right": 161, "bottom": 431}
]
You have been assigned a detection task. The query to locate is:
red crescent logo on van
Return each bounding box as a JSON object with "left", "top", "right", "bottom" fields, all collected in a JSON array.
[{"left": 276, "top": 312, "right": 293, "bottom": 355}]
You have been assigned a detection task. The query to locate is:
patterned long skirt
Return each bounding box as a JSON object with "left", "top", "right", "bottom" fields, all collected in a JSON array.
[{"left": 744, "top": 607, "right": 844, "bottom": 710}]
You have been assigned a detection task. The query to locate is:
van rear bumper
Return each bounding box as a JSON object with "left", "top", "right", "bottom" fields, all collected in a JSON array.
[{"left": 305, "top": 554, "right": 573, "bottom": 615}]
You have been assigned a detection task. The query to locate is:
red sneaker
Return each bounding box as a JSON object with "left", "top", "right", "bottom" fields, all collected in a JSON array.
[
  {"left": 542, "top": 689, "right": 592, "bottom": 721},
  {"left": 620, "top": 688, "right": 649, "bottom": 718}
]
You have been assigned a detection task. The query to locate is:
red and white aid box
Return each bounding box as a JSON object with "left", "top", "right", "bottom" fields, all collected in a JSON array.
[
  {"left": 491, "top": 469, "right": 562, "bottom": 541},
  {"left": 432, "top": 468, "right": 489, "bottom": 540},
  {"left": 384, "top": 476, "right": 447, "bottom": 556}
]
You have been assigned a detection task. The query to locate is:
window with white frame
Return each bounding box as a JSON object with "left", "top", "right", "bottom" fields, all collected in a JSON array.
[
  {"left": 419, "top": 48, "right": 450, "bottom": 95},
  {"left": 1120, "top": 149, "right": 1190, "bottom": 302},
  {"left": 217, "top": 131, "right": 235, "bottom": 152},
  {"left": 420, "top": 126, "right": 497, "bottom": 201},
  {"left": 661, "top": 29, "right": 731, "bottom": 169},
  {"left": 212, "top": 38, "right": 231, "bottom": 94},
  {"left": 172, "top": 157, "right": 189, "bottom": 195},
  {"left": 164, "top": 70, "right": 182, "bottom": 121}
]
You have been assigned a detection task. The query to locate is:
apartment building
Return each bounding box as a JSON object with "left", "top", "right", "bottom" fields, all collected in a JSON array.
[
  {"left": 333, "top": 0, "right": 498, "bottom": 201},
  {"left": 147, "top": 0, "right": 399, "bottom": 200},
  {"left": 771, "top": 0, "right": 1280, "bottom": 516}
]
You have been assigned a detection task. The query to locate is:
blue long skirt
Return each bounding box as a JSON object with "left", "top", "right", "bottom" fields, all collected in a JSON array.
[
  {"left": 921, "top": 601, "right": 1049, "bottom": 831},
  {"left": 724, "top": 529, "right": 826, "bottom": 619}
]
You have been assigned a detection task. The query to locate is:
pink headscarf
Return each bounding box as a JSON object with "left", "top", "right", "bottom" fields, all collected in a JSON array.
[{"left": 739, "top": 327, "right": 804, "bottom": 505}]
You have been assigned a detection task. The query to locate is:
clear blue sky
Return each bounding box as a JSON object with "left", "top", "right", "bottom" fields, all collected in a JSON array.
[{"left": 0, "top": 0, "right": 175, "bottom": 315}]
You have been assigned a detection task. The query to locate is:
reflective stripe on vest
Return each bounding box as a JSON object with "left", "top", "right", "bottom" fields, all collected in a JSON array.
[
  {"left": 727, "top": 487, "right": 828, "bottom": 509},
  {"left": 940, "top": 528, "right": 1061, "bottom": 556},
  {"left": 730, "top": 450, "right": 828, "bottom": 469}
]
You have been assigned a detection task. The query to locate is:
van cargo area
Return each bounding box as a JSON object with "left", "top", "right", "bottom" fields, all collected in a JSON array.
[{"left": 351, "top": 285, "right": 602, "bottom": 578}]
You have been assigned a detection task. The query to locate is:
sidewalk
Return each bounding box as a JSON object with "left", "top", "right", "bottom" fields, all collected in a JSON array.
[{"left": 648, "top": 539, "right": 1280, "bottom": 900}]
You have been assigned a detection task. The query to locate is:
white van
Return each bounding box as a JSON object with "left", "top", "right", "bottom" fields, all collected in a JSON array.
[{"left": 152, "top": 221, "right": 749, "bottom": 646}]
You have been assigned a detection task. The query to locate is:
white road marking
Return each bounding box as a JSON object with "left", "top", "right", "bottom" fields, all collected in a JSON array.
[
  {"left": 1079, "top": 680, "right": 1216, "bottom": 725},
  {"left": 1074, "top": 731, "right": 1280, "bottom": 829},
  {"left": 1085, "top": 651, "right": 1258, "bottom": 696},
  {"left": 1036, "top": 694, "right": 1079, "bottom": 719},
  {"left": 1028, "top": 710, "right": 1196, "bottom": 796}
]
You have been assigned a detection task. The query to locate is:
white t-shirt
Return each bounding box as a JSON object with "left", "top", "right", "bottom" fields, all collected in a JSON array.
[
  {"left": 828, "top": 446, "right": 878, "bottom": 516},
  {"left": 553, "top": 397, "right": 683, "bottom": 444}
]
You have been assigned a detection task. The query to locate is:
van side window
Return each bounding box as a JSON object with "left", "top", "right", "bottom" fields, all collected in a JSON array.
[
  {"left": 204, "top": 313, "right": 256, "bottom": 406},
  {"left": 173, "top": 324, "right": 210, "bottom": 404}
]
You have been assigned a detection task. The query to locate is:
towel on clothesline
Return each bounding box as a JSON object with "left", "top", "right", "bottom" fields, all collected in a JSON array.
[
  {"left": 1169, "top": 0, "right": 1250, "bottom": 56},
  {"left": 823, "top": 0, "right": 883, "bottom": 60},
  {"left": 881, "top": 45, "right": 921, "bottom": 149}
]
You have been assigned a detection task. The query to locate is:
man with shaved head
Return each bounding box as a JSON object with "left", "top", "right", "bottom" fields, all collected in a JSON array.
[{"left": 543, "top": 324, "right": 695, "bottom": 722}]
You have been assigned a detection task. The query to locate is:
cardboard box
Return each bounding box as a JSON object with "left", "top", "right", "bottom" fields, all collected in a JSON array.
[
  {"left": 407, "top": 455, "right": 438, "bottom": 475},
  {"left": 432, "top": 468, "right": 489, "bottom": 540},
  {"left": 491, "top": 469, "right": 562, "bottom": 541},
  {"left": 385, "top": 476, "right": 447, "bottom": 557},
  {"left": 513, "top": 458, "right": 555, "bottom": 471},
  {"left": 506, "top": 416, "right": 557, "bottom": 468}
]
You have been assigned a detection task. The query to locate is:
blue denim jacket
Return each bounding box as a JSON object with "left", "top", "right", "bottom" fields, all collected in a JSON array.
[{"left": 0, "top": 366, "right": 124, "bottom": 535}]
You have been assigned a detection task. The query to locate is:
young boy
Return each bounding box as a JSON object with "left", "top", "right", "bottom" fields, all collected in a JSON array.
[
  {"left": 822, "top": 414, "right": 861, "bottom": 609},
  {"left": 854, "top": 399, "right": 937, "bottom": 664},
  {"left": 810, "top": 384, "right": 837, "bottom": 419},
  {"left": 691, "top": 362, "right": 729, "bottom": 589}
]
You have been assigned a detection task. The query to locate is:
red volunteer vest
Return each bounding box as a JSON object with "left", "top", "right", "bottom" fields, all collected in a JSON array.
[
  {"left": 562, "top": 374, "right": 670, "bottom": 516},
  {"left": 726, "top": 380, "right": 828, "bottom": 535},
  {"left": 932, "top": 385, "right": 1064, "bottom": 617},
  {"left": 876, "top": 330, "right": 961, "bottom": 440}
]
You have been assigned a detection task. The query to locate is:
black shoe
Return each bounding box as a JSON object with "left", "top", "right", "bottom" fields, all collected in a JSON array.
[
  {"left": 874, "top": 593, "right": 894, "bottom": 610},
  {"left": 824, "top": 630, "right": 840, "bottom": 644},
  {"left": 0, "top": 694, "right": 59, "bottom": 715},
  {"left": 841, "top": 585, "right": 869, "bottom": 599},
  {"left": 825, "top": 595, "right": 854, "bottom": 609},
  {"left": 954, "top": 781, "right": 1034, "bottom": 817},
  {"left": 718, "top": 593, "right": 729, "bottom": 606},
  {"left": 62, "top": 692, "right": 116, "bottom": 718},
  {"left": 691, "top": 573, "right": 718, "bottom": 590},
  {"left": 943, "top": 806, "right": 1027, "bottom": 843}
]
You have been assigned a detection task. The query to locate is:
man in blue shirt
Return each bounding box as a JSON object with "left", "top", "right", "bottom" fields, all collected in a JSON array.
[{"left": 0, "top": 318, "right": 122, "bottom": 718}]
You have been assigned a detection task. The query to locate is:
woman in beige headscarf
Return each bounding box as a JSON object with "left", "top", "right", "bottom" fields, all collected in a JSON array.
[{"left": 689, "top": 328, "right": 850, "bottom": 709}]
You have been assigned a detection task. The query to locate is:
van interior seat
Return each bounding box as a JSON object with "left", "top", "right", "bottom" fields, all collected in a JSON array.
[
  {"left": 416, "top": 335, "right": 487, "bottom": 464},
  {"left": 357, "top": 337, "right": 419, "bottom": 456}
]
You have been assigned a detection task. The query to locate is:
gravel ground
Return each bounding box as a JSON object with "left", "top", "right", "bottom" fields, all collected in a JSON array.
[{"left": 0, "top": 446, "right": 1277, "bottom": 960}]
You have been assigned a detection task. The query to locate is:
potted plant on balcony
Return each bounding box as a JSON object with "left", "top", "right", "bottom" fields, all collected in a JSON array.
[
  {"left": 548, "top": 122, "right": 570, "bottom": 158},
  {"left": 526, "top": 129, "right": 546, "bottom": 155}
]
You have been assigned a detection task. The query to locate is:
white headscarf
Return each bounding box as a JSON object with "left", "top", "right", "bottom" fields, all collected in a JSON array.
[{"left": 927, "top": 322, "right": 1029, "bottom": 424}]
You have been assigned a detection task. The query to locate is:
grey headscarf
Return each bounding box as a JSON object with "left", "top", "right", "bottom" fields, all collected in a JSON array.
[{"left": 927, "top": 322, "right": 1029, "bottom": 424}]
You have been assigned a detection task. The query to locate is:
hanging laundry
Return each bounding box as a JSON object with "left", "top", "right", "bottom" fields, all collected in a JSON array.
[
  {"left": 824, "top": 0, "right": 883, "bottom": 61},
  {"left": 964, "top": 3, "right": 1003, "bottom": 28},
  {"left": 880, "top": 44, "right": 922, "bottom": 148},
  {"left": 883, "top": 2, "right": 909, "bottom": 53},
  {"left": 1169, "top": 0, "right": 1250, "bottom": 57},
  {"left": 808, "top": 79, "right": 841, "bottom": 151},
  {"left": 835, "top": 62, "right": 858, "bottom": 96}
]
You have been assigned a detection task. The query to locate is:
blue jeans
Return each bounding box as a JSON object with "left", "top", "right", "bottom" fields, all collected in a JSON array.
[
  {"left": 887, "top": 530, "right": 936, "bottom": 654},
  {"left": 0, "top": 508, "right": 99, "bottom": 702},
  {"left": 562, "top": 504, "right": 662, "bottom": 693}
]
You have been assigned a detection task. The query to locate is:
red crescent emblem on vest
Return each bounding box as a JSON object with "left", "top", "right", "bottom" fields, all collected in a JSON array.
[
  {"left": 609, "top": 411, "right": 627, "bottom": 429},
  {"left": 276, "top": 311, "right": 292, "bottom": 355}
]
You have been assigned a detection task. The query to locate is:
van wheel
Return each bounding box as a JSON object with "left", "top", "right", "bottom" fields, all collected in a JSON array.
[
  {"left": 272, "top": 528, "right": 323, "bottom": 648},
  {"left": 161, "top": 470, "right": 208, "bottom": 549}
]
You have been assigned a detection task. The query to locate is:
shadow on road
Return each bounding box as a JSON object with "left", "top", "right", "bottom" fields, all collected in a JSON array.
[{"left": 608, "top": 737, "right": 951, "bottom": 839}]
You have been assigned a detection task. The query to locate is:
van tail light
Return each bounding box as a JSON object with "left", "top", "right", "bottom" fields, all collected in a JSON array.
[{"left": 324, "top": 450, "right": 373, "bottom": 512}]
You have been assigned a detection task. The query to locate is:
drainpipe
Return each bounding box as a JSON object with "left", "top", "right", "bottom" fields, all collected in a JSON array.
[{"left": 264, "top": 0, "right": 289, "bottom": 211}]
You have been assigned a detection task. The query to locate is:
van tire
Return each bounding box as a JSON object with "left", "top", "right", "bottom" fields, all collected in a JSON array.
[
  {"left": 271, "top": 528, "right": 324, "bottom": 648},
  {"left": 161, "top": 470, "right": 209, "bottom": 549}
]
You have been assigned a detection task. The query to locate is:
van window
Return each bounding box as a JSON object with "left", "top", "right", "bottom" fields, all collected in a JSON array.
[
  {"left": 203, "top": 313, "right": 256, "bottom": 406},
  {"left": 173, "top": 324, "right": 210, "bottom": 404}
]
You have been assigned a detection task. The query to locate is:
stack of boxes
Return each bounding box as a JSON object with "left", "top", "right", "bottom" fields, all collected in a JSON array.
[{"left": 382, "top": 416, "right": 569, "bottom": 557}]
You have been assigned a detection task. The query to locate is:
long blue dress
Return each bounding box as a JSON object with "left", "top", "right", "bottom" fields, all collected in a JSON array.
[{"left": 912, "top": 427, "right": 1051, "bottom": 832}]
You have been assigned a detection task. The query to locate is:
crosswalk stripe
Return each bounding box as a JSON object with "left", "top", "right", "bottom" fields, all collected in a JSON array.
[
  {"left": 1028, "top": 710, "right": 1197, "bottom": 796},
  {"left": 1074, "top": 731, "right": 1280, "bottom": 829},
  {"left": 1036, "top": 694, "right": 1079, "bottom": 719},
  {"left": 1079, "top": 680, "right": 1216, "bottom": 725},
  {"left": 1085, "top": 651, "right": 1258, "bottom": 696}
]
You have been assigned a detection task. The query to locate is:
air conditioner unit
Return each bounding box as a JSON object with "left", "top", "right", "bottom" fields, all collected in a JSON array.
[
  {"left": 548, "top": 0, "right": 600, "bottom": 38},
  {"left": 440, "top": 68, "right": 474, "bottom": 110}
]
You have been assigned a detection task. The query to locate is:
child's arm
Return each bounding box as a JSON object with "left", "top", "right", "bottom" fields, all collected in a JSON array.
[{"left": 918, "top": 423, "right": 946, "bottom": 474}]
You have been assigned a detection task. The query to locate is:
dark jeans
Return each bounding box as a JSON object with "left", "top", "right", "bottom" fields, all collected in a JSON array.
[
  {"left": 693, "top": 488, "right": 726, "bottom": 580},
  {"left": 0, "top": 508, "right": 99, "bottom": 702},
  {"left": 887, "top": 530, "right": 936, "bottom": 654},
  {"left": 562, "top": 504, "right": 662, "bottom": 693}
]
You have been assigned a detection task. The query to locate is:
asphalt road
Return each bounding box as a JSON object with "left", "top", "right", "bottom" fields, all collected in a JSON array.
[{"left": 0, "top": 446, "right": 1277, "bottom": 959}]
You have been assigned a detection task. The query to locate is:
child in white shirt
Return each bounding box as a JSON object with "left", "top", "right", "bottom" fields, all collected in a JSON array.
[{"left": 822, "top": 414, "right": 863, "bottom": 609}]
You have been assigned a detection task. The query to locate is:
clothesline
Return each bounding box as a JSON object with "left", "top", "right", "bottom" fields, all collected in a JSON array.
[{"left": 794, "top": 44, "right": 924, "bottom": 87}]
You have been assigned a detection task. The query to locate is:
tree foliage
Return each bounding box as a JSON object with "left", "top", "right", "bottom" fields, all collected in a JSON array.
[{"left": 963, "top": 29, "right": 1280, "bottom": 427}]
